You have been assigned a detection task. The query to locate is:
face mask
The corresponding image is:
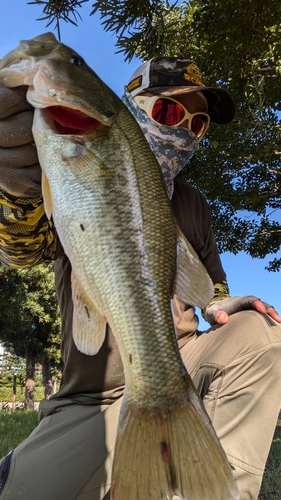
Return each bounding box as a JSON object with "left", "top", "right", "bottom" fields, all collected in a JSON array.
[{"left": 122, "top": 90, "right": 200, "bottom": 199}]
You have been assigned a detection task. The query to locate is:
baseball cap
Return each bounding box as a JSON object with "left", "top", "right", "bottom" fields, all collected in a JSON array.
[{"left": 127, "top": 57, "right": 235, "bottom": 124}]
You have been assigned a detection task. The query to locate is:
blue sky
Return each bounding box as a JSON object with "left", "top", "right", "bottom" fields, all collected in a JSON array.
[{"left": 0, "top": 0, "right": 280, "bottom": 329}]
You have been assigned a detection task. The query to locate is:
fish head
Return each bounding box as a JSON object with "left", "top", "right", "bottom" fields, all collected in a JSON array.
[{"left": 0, "top": 33, "right": 119, "bottom": 133}]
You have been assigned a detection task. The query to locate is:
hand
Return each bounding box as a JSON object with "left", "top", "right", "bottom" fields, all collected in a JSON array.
[
  {"left": 0, "top": 85, "right": 32, "bottom": 119},
  {"left": 0, "top": 84, "right": 41, "bottom": 198},
  {"left": 205, "top": 295, "right": 281, "bottom": 326}
]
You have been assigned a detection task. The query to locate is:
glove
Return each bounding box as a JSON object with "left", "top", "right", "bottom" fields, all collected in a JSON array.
[
  {"left": 204, "top": 295, "right": 272, "bottom": 326},
  {"left": 0, "top": 84, "right": 41, "bottom": 197}
]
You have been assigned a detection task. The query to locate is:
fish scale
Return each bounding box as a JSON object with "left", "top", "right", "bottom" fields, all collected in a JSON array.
[{"left": 0, "top": 33, "right": 239, "bottom": 500}]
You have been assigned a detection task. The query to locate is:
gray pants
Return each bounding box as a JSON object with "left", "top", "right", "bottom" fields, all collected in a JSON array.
[{"left": 1, "top": 311, "right": 281, "bottom": 500}]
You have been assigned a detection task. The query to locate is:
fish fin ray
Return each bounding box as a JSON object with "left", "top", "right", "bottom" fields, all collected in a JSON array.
[
  {"left": 71, "top": 272, "right": 107, "bottom": 355},
  {"left": 111, "top": 389, "right": 239, "bottom": 500},
  {"left": 175, "top": 225, "right": 214, "bottom": 309},
  {"left": 41, "top": 172, "right": 53, "bottom": 220}
]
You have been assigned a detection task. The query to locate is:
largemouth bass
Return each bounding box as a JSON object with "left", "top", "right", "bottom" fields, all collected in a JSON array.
[{"left": 0, "top": 34, "right": 239, "bottom": 500}]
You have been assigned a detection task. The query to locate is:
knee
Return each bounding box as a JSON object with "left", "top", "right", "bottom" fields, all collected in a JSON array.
[{"left": 225, "top": 309, "right": 281, "bottom": 349}]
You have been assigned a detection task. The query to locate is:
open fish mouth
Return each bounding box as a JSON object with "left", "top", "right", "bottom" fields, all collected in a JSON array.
[{"left": 44, "top": 106, "right": 101, "bottom": 135}]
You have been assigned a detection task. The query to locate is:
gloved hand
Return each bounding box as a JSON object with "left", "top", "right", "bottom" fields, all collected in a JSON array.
[
  {"left": 204, "top": 295, "right": 281, "bottom": 325},
  {"left": 0, "top": 84, "right": 41, "bottom": 197}
]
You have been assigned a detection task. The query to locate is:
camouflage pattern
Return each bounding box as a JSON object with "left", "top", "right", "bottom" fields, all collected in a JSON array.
[
  {"left": 0, "top": 190, "right": 57, "bottom": 268},
  {"left": 122, "top": 91, "right": 200, "bottom": 199}
]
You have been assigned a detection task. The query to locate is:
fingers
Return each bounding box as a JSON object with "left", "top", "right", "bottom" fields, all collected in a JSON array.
[
  {"left": 0, "top": 85, "right": 41, "bottom": 197},
  {"left": 0, "top": 162, "right": 41, "bottom": 198},
  {"left": 0, "top": 85, "right": 32, "bottom": 119},
  {"left": 252, "top": 299, "right": 267, "bottom": 314},
  {"left": 0, "top": 110, "right": 34, "bottom": 148},
  {"left": 253, "top": 299, "right": 281, "bottom": 323},
  {"left": 210, "top": 298, "right": 281, "bottom": 326},
  {"left": 0, "top": 143, "right": 38, "bottom": 168},
  {"left": 265, "top": 306, "right": 281, "bottom": 323},
  {"left": 214, "top": 300, "right": 281, "bottom": 326}
]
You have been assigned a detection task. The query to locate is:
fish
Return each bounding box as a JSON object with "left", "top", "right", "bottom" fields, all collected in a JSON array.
[{"left": 0, "top": 34, "right": 239, "bottom": 500}]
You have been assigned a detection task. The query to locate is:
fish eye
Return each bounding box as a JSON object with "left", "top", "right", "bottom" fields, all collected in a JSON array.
[{"left": 69, "top": 55, "right": 84, "bottom": 66}]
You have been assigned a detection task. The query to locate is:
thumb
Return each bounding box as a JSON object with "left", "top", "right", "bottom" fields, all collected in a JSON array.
[{"left": 215, "top": 309, "right": 230, "bottom": 325}]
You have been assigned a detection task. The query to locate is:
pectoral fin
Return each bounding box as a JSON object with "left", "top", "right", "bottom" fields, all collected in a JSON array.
[
  {"left": 175, "top": 226, "right": 214, "bottom": 309},
  {"left": 41, "top": 172, "right": 53, "bottom": 220},
  {"left": 71, "top": 272, "right": 107, "bottom": 355}
]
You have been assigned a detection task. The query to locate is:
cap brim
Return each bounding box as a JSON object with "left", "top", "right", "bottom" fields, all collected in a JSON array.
[{"left": 147, "top": 85, "right": 235, "bottom": 124}]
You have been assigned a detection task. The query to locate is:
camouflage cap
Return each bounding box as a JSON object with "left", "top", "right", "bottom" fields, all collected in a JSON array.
[{"left": 127, "top": 57, "right": 235, "bottom": 125}]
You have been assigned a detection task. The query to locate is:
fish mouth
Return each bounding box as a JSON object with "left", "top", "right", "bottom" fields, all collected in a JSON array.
[{"left": 44, "top": 106, "right": 101, "bottom": 135}]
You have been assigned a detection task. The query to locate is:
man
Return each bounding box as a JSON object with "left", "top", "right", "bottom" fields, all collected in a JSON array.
[{"left": 0, "top": 57, "right": 280, "bottom": 500}]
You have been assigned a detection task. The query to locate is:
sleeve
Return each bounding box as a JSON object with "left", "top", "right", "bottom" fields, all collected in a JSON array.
[
  {"left": 201, "top": 279, "right": 231, "bottom": 319},
  {"left": 0, "top": 188, "right": 58, "bottom": 268},
  {"left": 170, "top": 179, "right": 232, "bottom": 332},
  {"left": 171, "top": 178, "right": 227, "bottom": 284}
]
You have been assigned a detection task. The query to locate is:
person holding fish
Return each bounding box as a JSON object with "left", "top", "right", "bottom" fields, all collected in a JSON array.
[{"left": 0, "top": 37, "right": 280, "bottom": 500}]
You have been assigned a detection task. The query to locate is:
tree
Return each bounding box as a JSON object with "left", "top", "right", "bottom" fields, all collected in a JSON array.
[
  {"left": 24, "top": 1, "right": 281, "bottom": 270},
  {"left": 0, "top": 348, "right": 26, "bottom": 404},
  {"left": 0, "top": 263, "right": 61, "bottom": 407}
]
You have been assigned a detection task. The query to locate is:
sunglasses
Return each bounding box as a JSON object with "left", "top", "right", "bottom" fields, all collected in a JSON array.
[{"left": 134, "top": 94, "right": 210, "bottom": 139}]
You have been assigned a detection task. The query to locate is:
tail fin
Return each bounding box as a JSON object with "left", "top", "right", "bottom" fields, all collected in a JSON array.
[{"left": 111, "top": 391, "right": 239, "bottom": 500}]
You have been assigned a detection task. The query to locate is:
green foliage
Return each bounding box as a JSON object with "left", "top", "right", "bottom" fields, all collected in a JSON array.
[
  {"left": 0, "top": 348, "right": 46, "bottom": 402},
  {"left": 0, "top": 386, "right": 44, "bottom": 403},
  {"left": 180, "top": 110, "right": 281, "bottom": 265},
  {"left": 28, "top": 0, "right": 89, "bottom": 39},
  {"left": 91, "top": 0, "right": 181, "bottom": 59},
  {"left": 0, "top": 351, "right": 25, "bottom": 386},
  {"left": 0, "top": 263, "right": 61, "bottom": 372},
  {"left": 0, "top": 352, "right": 24, "bottom": 402}
]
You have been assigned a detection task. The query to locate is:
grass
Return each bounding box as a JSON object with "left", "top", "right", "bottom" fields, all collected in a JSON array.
[
  {"left": 258, "top": 416, "right": 281, "bottom": 500},
  {"left": 0, "top": 410, "right": 280, "bottom": 498},
  {"left": 0, "top": 409, "right": 38, "bottom": 457}
]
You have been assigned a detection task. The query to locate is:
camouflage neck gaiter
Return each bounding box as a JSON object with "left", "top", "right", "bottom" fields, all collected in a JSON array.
[{"left": 122, "top": 90, "right": 200, "bottom": 199}]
